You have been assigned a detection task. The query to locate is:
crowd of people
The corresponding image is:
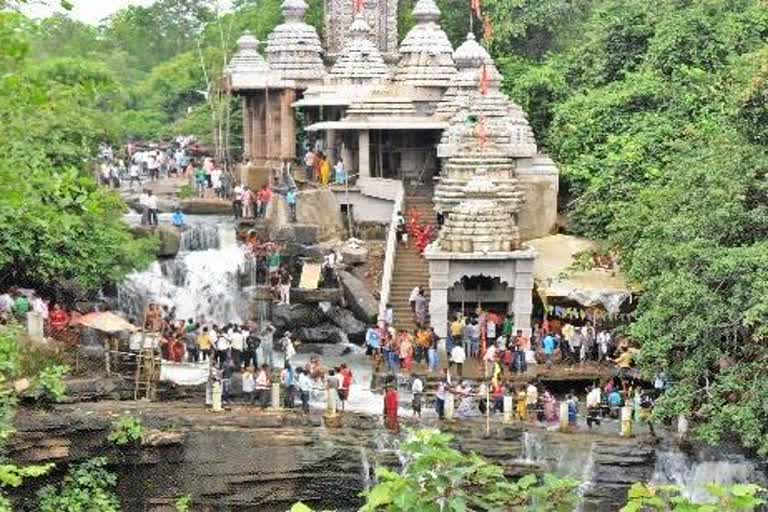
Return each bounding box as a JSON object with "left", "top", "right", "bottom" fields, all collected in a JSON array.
[
  {"left": 303, "top": 148, "right": 348, "bottom": 187},
  {"left": 0, "top": 289, "right": 73, "bottom": 340},
  {"left": 141, "top": 303, "right": 353, "bottom": 413}
]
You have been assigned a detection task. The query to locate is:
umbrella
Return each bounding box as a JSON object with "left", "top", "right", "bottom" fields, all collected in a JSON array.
[{"left": 71, "top": 312, "right": 137, "bottom": 334}]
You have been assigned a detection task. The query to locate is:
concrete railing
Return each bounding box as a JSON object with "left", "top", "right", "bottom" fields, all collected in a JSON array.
[{"left": 377, "top": 180, "right": 405, "bottom": 317}]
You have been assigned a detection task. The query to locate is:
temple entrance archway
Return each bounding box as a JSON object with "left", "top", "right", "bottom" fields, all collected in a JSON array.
[{"left": 447, "top": 275, "right": 513, "bottom": 320}]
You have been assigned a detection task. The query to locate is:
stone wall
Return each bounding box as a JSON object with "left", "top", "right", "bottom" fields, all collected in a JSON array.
[{"left": 516, "top": 155, "right": 559, "bottom": 242}]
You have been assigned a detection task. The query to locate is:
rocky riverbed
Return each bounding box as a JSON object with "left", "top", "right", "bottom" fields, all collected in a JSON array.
[{"left": 7, "top": 399, "right": 667, "bottom": 511}]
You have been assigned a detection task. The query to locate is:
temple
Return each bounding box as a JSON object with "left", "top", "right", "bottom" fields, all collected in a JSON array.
[{"left": 225, "top": 0, "right": 559, "bottom": 336}]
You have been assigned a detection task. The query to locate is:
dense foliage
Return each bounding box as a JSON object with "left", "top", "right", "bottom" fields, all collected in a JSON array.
[
  {"left": 486, "top": 0, "right": 768, "bottom": 454},
  {"left": 37, "top": 457, "right": 120, "bottom": 512}
]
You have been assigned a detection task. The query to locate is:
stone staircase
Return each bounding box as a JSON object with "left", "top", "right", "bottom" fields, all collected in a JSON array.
[{"left": 389, "top": 195, "right": 437, "bottom": 332}]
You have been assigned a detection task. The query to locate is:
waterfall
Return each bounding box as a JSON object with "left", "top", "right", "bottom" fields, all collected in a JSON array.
[
  {"left": 180, "top": 224, "right": 221, "bottom": 252},
  {"left": 118, "top": 219, "right": 251, "bottom": 325},
  {"left": 574, "top": 442, "right": 596, "bottom": 512},
  {"left": 520, "top": 431, "right": 545, "bottom": 464},
  {"left": 360, "top": 446, "right": 372, "bottom": 492},
  {"left": 651, "top": 449, "right": 767, "bottom": 503}
]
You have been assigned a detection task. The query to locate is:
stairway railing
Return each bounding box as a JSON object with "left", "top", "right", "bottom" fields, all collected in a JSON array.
[{"left": 378, "top": 182, "right": 405, "bottom": 317}]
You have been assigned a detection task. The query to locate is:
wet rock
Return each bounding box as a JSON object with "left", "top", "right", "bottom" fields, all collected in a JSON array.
[
  {"left": 340, "top": 244, "right": 369, "bottom": 265},
  {"left": 273, "top": 224, "right": 319, "bottom": 245},
  {"left": 338, "top": 270, "right": 378, "bottom": 323},
  {"left": 291, "top": 288, "right": 343, "bottom": 304},
  {"left": 295, "top": 323, "right": 349, "bottom": 344},
  {"left": 180, "top": 198, "right": 231, "bottom": 215},
  {"left": 321, "top": 304, "right": 368, "bottom": 344},
  {"left": 296, "top": 342, "right": 354, "bottom": 358},
  {"left": 155, "top": 225, "right": 181, "bottom": 257},
  {"left": 272, "top": 304, "right": 326, "bottom": 331}
]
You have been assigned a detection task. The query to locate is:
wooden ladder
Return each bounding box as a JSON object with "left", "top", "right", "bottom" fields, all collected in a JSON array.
[{"left": 133, "top": 347, "right": 159, "bottom": 401}]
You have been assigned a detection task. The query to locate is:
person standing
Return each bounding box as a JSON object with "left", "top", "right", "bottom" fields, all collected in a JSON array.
[
  {"left": 195, "top": 166, "right": 207, "bottom": 198},
  {"left": 257, "top": 185, "right": 272, "bottom": 218},
  {"left": 435, "top": 376, "right": 447, "bottom": 420},
  {"left": 513, "top": 330, "right": 529, "bottom": 373},
  {"left": 334, "top": 158, "right": 346, "bottom": 185},
  {"left": 146, "top": 190, "right": 159, "bottom": 226},
  {"left": 286, "top": 188, "right": 298, "bottom": 223},
  {"left": 281, "top": 363, "right": 296, "bottom": 408},
  {"left": 184, "top": 325, "right": 199, "bottom": 363},
  {"left": 255, "top": 364, "right": 271, "bottom": 409},
  {"left": 172, "top": 208, "right": 186, "bottom": 228},
  {"left": 297, "top": 368, "right": 312, "bottom": 414},
  {"left": 383, "top": 382, "right": 399, "bottom": 431},
  {"left": 232, "top": 183, "right": 244, "bottom": 219},
  {"left": 242, "top": 187, "right": 255, "bottom": 218},
  {"left": 303, "top": 148, "right": 315, "bottom": 182},
  {"left": 278, "top": 266, "right": 292, "bottom": 305},
  {"left": 542, "top": 333, "right": 557, "bottom": 368},
  {"left": 411, "top": 375, "right": 423, "bottom": 418},
  {"left": 586, "top": 385, "right": 602, "bottom": 429},
  {"left": 408, "top": 286, "right": 420, "bottom": 313},
  {"left": 12, "top": 293, "right": 30, "bottom": 321},
  {"left": 197, "top": 327, "right": 212, "bottom": 362},
  {"left": 319, "top": 153, "right": 331, "bottom": 187},
  {"left": 128, "top": 162, "right": 141, "bottom": 189},
  {"left": 339, "top": 363, "right": 353, "bottom": 411},
  {"left": 242, "top": 366, "right": 256, "bottom": 404},
  {"left": 414, "top": 289, "right": 428, "bottom": 328},
  {"left": 229, "top": 326, "right": 245, "bottom": 370},
  {"left": 450, "top": 343, "right": 466, "bottom": 378},
  {"left": 280, "top": 330, "right": 296, "bottom": 363}
]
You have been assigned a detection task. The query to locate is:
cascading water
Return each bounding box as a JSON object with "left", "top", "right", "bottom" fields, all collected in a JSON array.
[
  {"left": 118, "top": 218, "right": 251, "bottom": 325},
  {"left": 651, "top": 448, "right": 768, "bottom": 503}
]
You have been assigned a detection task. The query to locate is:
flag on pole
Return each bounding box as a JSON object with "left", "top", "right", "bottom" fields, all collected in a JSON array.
[
  {"left": 471, "top": 0, "right": 481, "bottom": 19},
  {"left": 354, "top": 0, "right": 364, "bottom": 14},
  {"left": 479, "top": 64, "right": 491, "bottom": 96}
]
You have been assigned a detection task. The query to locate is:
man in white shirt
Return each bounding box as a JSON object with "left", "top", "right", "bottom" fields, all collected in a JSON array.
[
  {"left": 408, "top": 286, "right": 420, "bottom": 313},
  {"left": 411, "top": 375, "right": 424, "bottom": 418},
  {"left": 145, "top": 191, "right": 158, "bottom": 226},
  {"left": 586, "top": 385, "right": 602, "bottom": 429},
  {"left": 450, "top": 344, "right": 466, "bottom": 378},
  {"left": 229, "top": 327, "right": 245, "bottom": 370},
  {"left": 297, "top": 368, "right": 313, "bottom": 414}
]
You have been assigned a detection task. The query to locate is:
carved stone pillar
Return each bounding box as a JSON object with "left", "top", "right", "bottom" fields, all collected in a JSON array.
[{"left": 428, "top": 260, "right": 450, "bottom": 338}]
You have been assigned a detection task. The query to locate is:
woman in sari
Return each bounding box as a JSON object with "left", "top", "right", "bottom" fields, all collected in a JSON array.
[
  {"left": 399, "top": 332, "right": 414, "bottom": 372},
  {"left": 319, "top": 154, "right": 331, "bottom": 186},
  {"left": 542, "top": 388, "right": 558, "bottom": 423}
]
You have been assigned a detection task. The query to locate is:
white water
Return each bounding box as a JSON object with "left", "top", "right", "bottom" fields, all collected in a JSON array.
[
  {"left": 118, "top": 220, "right": 251, "bottom": 325},
  {"left": 651, "top": 449, "right": 767, "bottom": 503}
]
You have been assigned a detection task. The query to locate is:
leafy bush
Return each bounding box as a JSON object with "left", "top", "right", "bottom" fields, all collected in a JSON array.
[
  {"left": 33, "top": 365, "right": 69, "bottom": 403},
  {"left": 175, "top": 494, "right": 192, "bottom": 512},
  {"left": 108, "top": 415, "right": 144, "bottom": 446},
  {"left": 361, "top": 429, "right": 579, "bottom": 512},
  {"left": 37, "top": 457, "right": 120, "bottom": 512},
  {"left": 178, "top": 184, "right": 196, "bottom": 200},
  {"left": 622, "top": 482, "right": 766, "bottom": 512}
]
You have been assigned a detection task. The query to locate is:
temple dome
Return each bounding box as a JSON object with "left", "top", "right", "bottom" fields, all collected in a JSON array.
[
  {"left": 226, "top": 33, "right": 285, "bottom": 90},
  {"left": 435, "top": 173, "right": 521, "bottom": 253},
  {"left": 394, "top": 0, "right": 456, "bottom": 88},
  {"left": 329, "top": 14, "right": 390, "bottom": 84},
  {"left": 265, "top": 0, "right": 327, "bottom": 83}
]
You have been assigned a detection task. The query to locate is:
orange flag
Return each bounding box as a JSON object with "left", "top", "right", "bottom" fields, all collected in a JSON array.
[
  {"left": 354, "top": 0, "right": 364, "bottom": 14},
  {"left": 479, "top": 64, "right": 491, "bottom": 95},
  {"left": 471, "top": 0, "right": 481, "bottom": 18}
]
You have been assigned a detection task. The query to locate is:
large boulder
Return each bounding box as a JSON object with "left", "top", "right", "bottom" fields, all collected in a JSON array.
[
  {"left": 320, "top": 303, "right": 368, "bottom": 344},
  {"left": 295, "top": 323, "right": 349, "bottom": 344},
  {"left": 291, "top": 288, "right": 343, "bottom": 304},
  {"left": 340, "top": 244, "right": 368, "bottom": 265},
  {"left": 155, "top": 225, "right": 181, "bottom": 257},
  {"left": 273, "top": 225, "right": 319, "bottom": 245},
  {"left": 271, "top": 304, "right": 326, "bottom": 332},
  {"left": 337, "top": 270, "right": 378, "bottom": 324}
]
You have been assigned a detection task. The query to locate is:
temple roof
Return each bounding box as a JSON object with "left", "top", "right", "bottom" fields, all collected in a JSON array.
[
  {"left": 226, "top": 33, "right": 286, "bottom": 90},
  {"left": 328, "top": 14, "right": 390, "bottom": 84},
  {"left": 265, "top": 0, "right": 327, "bottom": 84},
  {"left": 394, "top": 0, "right": 456, "bottom": 88},
  {"left": 435, "top": 174, "right": 521, "bottom": 253}
]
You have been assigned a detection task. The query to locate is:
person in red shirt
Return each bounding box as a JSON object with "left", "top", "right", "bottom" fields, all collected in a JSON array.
[
  {"left": 49, "top": 304, "right": 70, "bottom": 331},
  {"left": 383, "top": 382, "right": 399, "bottom": 432},
  {"left": 339, "top": 363, "right": 353, "bottom": 410},
  {"left": 257, "top": 185, "right": 272, "bottom": 218}
]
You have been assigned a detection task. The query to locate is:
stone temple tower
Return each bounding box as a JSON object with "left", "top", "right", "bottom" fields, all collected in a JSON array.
[{"left": 324, "top": 0, "right": 399, "bottom": 62}]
